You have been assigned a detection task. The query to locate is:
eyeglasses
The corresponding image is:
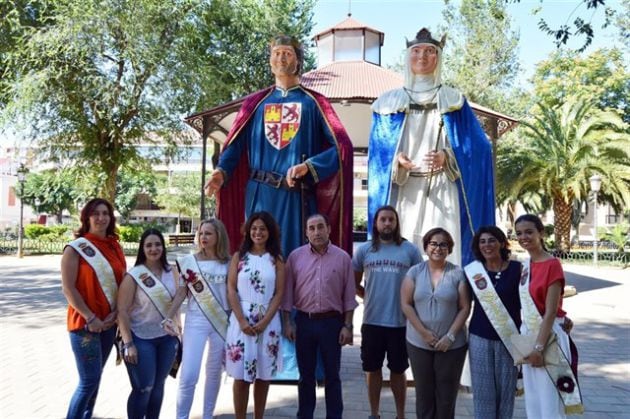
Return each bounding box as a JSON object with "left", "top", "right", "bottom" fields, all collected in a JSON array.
[{"left": 428, "top": 241, "right": 449, "bottom": 249}]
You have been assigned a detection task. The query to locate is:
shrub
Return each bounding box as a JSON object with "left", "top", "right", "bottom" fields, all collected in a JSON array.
[
  {"left": 118, "top": 225, "right": 144, "bottom": 243},
  {"left": 24, "top": 224, "right": 70, "bottom": 241}
]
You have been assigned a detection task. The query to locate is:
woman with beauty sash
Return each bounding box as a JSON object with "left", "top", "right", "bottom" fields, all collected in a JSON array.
[
  {"left": 464, "top": 226, "right": 522, "bottom": 419},
  {"left": 163, "top": 219, "right": 231, "bottom": 419},
  {"left": 514, "top": 214, "right": 583, "bottom": 417},
  {"left": 117, "top": 229, "right": 179, "bottom": 419},
  {"left": 62, "top": 198, "right": 126, "bottom": 419}
]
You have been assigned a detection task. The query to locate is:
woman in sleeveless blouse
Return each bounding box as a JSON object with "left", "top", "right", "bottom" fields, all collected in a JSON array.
[
  {"left": 164, "top": 219, "right": 231, "bottom": 419},
  {"left": 117, "top": 229, "right": 179, "bottom": 419},
  {"left": 61, "top": 198, "right": 126, "bottom": 419},
  {"left": 225, "top": 211, "right": 285, "bottom": 419}
]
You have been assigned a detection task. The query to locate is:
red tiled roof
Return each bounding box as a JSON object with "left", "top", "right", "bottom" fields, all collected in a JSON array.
[
  {"left": 301, "top": 61, "right": 402, "bottom": 100},
  {"left": 314, "top": 16, "right": 384, "bottom": 39}
]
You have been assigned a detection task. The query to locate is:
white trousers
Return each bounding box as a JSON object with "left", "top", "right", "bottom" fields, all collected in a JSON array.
[
  {"left": 521, "top": 319, "right": 570, "bottom": 419},
  {"left": 176, "top": 310, "right": 225, "bottom": 419}
]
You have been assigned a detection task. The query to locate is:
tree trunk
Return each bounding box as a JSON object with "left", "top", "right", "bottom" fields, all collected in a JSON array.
[
  {"left": 101, "top": 167, "right": 118, "bottom": 204},
  {"left": 553, "top": 193, "right": 573, "bottom": 252},
  {"left": 56, "top": 211, "right": 63, "bottom": 224}
]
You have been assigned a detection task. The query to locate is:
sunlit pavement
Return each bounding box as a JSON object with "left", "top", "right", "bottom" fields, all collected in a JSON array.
[{"left": 1, "top": 254, "right": 628, "bottom": 418}]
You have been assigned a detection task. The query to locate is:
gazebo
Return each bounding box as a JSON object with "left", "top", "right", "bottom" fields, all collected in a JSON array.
[{"left": 185, "top": 15, "right": 518, "bottom": 215}]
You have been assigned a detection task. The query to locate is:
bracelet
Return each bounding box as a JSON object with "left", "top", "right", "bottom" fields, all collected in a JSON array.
[
  {"left": 161, "top": 318, "right": 173, "bottom": 327},
  {"left": 343, "top": 323, "right": 353, "bottom": 330},
  {"left": 122, "top": 342, "right": 135, "bottom": 350},
  {"left": 86, "top": 313, "right": 96, "bottom": 324},
  {"left": 446, "top": 332, "right": 456, "bottom": 343}
]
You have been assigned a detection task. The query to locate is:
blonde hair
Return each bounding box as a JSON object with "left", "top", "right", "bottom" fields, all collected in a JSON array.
[{"left": 197, "top": 219, "right": 231, "bottom": 263}]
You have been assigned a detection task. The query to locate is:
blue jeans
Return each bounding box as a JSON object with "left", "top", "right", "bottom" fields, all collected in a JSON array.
[
  {"left": 66, "top": 327, "right": 116, "bottom": 419},
  {"left": 295, "top": 314, "right": 343, "bottom": 419},
  {"left": 125, "top": 332, "right": 179, "bottom": 419}
]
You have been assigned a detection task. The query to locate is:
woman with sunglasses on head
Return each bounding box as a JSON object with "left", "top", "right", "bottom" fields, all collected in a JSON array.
[
  {"left": 401, "top": 227, "right": 470, "bottom": 419},
  {"left": 162, "top": 219, "right": 231, "bottom": 419},
  {"left": 117, "top": 229, "right": 179, "bottom": 419},
  {"left": 62, "top": 198, "right": 126, "bottom": 419},
  {"left": 514, "top": 214, "right": 583, "bottom": 417},
  {"left": 464, "top": 226, "right": 522, "bottom": 419}
]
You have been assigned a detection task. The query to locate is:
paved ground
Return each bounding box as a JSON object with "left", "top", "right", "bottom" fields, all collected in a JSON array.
[{"left": 0, "top": 254, "right": 628, "bottom": 418}]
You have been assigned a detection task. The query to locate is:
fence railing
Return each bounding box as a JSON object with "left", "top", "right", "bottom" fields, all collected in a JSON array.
[{"left": 0, "top": 238, "right": 139, "bottom": 256}]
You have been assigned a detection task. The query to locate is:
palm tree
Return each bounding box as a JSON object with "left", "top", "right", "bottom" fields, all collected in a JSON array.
[{"left": 498, "top": 96, "right": 630, "bottom": 251}]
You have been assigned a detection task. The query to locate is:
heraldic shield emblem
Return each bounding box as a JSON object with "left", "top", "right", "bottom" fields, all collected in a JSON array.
[
  {"left": 264, "top": 102, "right": 301, "bottom": 150},
  {"left": 79, "top": 242, "right": 96, "bottom": 257}
]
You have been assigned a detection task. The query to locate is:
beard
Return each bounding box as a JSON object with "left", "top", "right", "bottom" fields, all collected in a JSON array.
[{"left": 379, "top": 231, "right": 394, "bottom": 241}]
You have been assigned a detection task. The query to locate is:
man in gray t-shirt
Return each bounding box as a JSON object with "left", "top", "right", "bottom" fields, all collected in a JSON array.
[{"left": 353, "top": 205, "right": 421, "bottom": 419}]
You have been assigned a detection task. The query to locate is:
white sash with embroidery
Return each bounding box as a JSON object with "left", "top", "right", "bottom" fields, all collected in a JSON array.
[
  {"left": 127, "top": 265, "right": 173, "bottom": 319},
  {"left": 520, "top": 259, "right": 584, "bottom": 414},
  {"left": 177, "top": 254, "right": 228, "bottom": 341},
  {"left": 68, "top": 237, "right": 117, "bottom": 309},
  {"left": 465, "top": 261, "right": 520, "bottom": 360}
]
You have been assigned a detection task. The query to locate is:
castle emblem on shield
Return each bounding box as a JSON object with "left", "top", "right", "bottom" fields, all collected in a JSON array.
[{"left": 264, "top": 103, "right": 301, "bottom": 150}]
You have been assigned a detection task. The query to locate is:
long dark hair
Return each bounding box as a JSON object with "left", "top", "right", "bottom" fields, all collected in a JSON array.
[
  {"left": 371, "top": 205, "right": 403, "bottom": 251},
  {"left": 76, "top": 198, "right": 117, "bottom": 238},
  {"left": 135, "top": 228, "right": 171, "bottom": 271},
  {"left": 471, "top": 226, "right": 511, "bottom": 263},
  {"left": 515, "top": 214, "right": 547, "bottom": 251},
  {"left": 238, "top": 211, "right": 282, "bottom": 261}
]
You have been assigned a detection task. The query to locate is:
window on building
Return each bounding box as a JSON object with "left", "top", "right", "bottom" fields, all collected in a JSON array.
[{"left": 8, "top": 186, "right": 16, "bottom": 206}]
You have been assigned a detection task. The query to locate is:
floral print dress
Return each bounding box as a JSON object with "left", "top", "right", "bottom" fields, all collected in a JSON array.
[{"left": 225, "top": 252, "right": 282, "bottom": 382}]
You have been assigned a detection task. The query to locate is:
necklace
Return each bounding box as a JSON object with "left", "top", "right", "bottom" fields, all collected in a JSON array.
[{"left": 489, "top": 261, "right": 507, "bottom": 285}]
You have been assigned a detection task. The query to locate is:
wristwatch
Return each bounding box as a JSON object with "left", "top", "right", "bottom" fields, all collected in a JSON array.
[
  {"left": 343, "top": 323, "right": 353, "bottom": 330},
  {"left": 446, "top": 332, "right": 456, "bottom": 343},
  {"left": 534, "top": 343, "right": 545, "bottom": 353}
]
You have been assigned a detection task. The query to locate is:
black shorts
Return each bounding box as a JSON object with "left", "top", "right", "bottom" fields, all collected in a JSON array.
[{"left": 360, "top": 324, "right": 408, "bottom": 373}]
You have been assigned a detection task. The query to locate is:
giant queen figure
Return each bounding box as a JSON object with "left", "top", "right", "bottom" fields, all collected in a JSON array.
[{"left": 368, "top": 28, "right": 495, "bottom": 265}]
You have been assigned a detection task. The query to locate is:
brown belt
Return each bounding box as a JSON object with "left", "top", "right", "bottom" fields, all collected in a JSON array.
[{"left": 297, "top": 310, "right": 341, "bottom": 320}]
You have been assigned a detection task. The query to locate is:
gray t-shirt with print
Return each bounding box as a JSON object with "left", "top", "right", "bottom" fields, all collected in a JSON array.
[{"left": 353, "top": 240, "right": 421, "bottom": 327}]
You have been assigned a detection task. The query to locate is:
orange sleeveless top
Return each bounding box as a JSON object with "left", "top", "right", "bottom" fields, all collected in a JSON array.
[{"left": 66, "top": 233, "right": 127, "bottom": 331}]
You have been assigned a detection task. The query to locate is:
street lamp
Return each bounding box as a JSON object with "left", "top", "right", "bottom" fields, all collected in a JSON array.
[
  {"left": 16, "top": 163, "right": 28, "bottom": 258},
  {"left": 589, "top": 174, "right": 602, "bottom": 266}
]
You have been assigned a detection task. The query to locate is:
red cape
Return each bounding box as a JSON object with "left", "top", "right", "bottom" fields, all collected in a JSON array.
[{"left": 217, "top": 85, "right": 354, "bottom": 255}]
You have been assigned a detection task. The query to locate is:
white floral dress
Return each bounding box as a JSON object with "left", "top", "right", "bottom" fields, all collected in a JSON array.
[{"left": 225, "top": 252, "right": 282, "bottom": 382}]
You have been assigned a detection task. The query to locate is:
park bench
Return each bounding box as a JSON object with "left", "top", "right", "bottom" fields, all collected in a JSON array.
[{"left": 168, "top": 233, "right": 195, "bottom": 247}]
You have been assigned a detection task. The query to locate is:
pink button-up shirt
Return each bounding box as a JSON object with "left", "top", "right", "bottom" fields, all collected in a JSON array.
[{"left": 282, "top": 243, "right": 357, "bottom": 314}]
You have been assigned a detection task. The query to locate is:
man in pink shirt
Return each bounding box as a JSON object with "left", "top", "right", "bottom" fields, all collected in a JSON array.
[{"left": 282, "top": 213, "right": 357, "bottom": 419}]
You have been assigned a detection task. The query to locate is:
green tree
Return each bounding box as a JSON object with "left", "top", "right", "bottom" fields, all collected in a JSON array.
[
  {"left": 602, "top": 223, "right": 629, "bottom": 253},
  {"left": 19, "top": 168, "right": 79, "bottom": 222},
  {"left": 115, "top": 168, "right": 158, "bottom": 222},
  {"left": 154, "top": 173, "right": 208, "bottom": 233},
  {"left": 441, "top": 0, "right": 521, "bottom": 110},
  {"left": 1, "top": 0, "right": 315, "bottom": 202},
  {"left": 502, "top": 96, "right": 630, "bottom": 251},
  {"left": 531, "top": 48, "right": 630, "bottom": 122}
]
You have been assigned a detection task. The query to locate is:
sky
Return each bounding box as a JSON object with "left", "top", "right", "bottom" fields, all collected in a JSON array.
[{"left": 310, "top": 0, "right": 626, "bottom": 86}]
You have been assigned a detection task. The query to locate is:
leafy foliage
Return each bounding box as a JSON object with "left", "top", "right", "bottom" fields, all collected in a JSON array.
[
  {"left": 1, "top": 0, "right": 316, "bottom": 202},
  {"left": 441, "top": 0, "right": 521, "bottom": 110},
  {"left": 602, "top": 223, "right": 629, "bottom": 252},
  {"left": 154, "top": 172, "right": 208, "bottom": 232},
  {"left": 24, "top": 224, "right": 70, "bottom": 241},
  {"left": 19, "top": 168, "right": 79, "bottom": 222},
  {"left": 499, "top": 96, "right": 630, "bottom": 251},
  {"left": 505, "top": 0, "right": 611, "bottom": 52},
  {"left": 531, "top": 48, "right": 630, "bottom": 122}
]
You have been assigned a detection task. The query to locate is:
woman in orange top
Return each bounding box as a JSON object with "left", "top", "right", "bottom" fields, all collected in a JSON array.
[{"left": 61, "top": 198, "right": 126, "bottom": 419}]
